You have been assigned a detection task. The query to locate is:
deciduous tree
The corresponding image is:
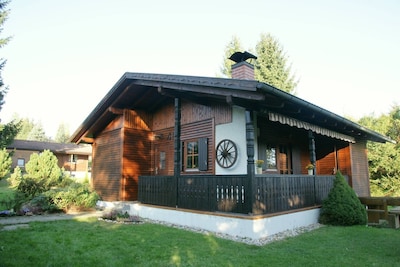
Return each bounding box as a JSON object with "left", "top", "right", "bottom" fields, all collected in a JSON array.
[{"left": 358, "top": 105, "right": 400, "bottom": 196}]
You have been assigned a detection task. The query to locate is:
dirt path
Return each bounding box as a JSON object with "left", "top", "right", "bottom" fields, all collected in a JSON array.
[{"left": 0, "top": 211, "right": 102, "bottom": 230}]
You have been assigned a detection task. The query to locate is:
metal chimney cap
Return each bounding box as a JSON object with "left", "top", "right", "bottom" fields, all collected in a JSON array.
[{"left": 229, "top": 51, "right": 257, "bottom": 63}]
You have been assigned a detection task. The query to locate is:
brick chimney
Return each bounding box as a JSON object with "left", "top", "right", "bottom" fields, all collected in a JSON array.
[
  {"left": 229, "top": 51, "right": 257, "bottom": 80},
  {"left": 231, "top": 61, "right": 255, "bottom": 80}
]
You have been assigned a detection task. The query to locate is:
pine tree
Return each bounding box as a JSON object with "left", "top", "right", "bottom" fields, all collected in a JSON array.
[
  {"left": 27, "top": 122, "right": 48, "bottom": 141},
  {"left": 219, "top": 35, "right": 243, "bottom": 78},
  {"left": 55, "top": 122, "right": 70, "bottom": 143},
  {"left": 255, "top": 33, "right": 298, "bottom": 93},
  {"left": 219, "top": 33, "right": 299, "bottom": 94}
]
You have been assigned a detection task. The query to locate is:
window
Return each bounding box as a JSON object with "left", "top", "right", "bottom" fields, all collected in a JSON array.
[
  {"left": 70, "top": 154, "right": 78, "bottom": 163},
  {"left": 17, "top": 158, "right": 25, "bottom": 167},
  {"left": 186, "top": 141, "right": 199, "bottom": 169},
  {"left": 259, "top": 143, "right": 292, "bottom": 174},
  {"left": 159, "top": 151, "right": 166, "bottom": 170},
  {"left": 183, "top": 138, "right": 208, "bottom": 171},
  {"left": 265, "top": 146, "right": 277, "bottom": 170}
]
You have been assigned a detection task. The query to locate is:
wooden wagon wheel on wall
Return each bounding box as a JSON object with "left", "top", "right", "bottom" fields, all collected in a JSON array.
[{"left": 216, "top": 139, "right": 238, "bottom": 168}]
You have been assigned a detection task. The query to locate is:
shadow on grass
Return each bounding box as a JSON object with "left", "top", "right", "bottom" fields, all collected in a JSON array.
[{"left": 1, "top": 217, "right": 400, "bottom": 267}]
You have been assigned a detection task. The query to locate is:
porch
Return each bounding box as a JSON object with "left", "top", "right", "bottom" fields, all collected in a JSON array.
[{"left": 138, "top": 174, "right": 337, "bottom": 215}]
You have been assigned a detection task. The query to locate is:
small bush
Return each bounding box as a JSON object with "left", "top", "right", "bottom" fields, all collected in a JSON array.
[
  {"left": 20, "top": 194, "right": 60, "bottom": 214},
  {"left": 319, "top": 171, "right": 367, "bottom": 226},
  {"left": 100, "top": 209, "right": 141, "bottom": 223},
  {"left": 45, "top": 182, "right": 99, "bottom": 211}
]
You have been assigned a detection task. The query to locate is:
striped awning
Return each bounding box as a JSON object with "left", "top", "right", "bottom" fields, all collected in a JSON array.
[{"left": 268, "top": 112, "right": 355, "bottom": 143}]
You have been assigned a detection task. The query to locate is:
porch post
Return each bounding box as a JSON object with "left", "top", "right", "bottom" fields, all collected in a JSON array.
[
  {"left": 245, "top": 110, "right": 256, "bottom": 214},
  {"left": 174, "top": 98, "right": 181, "bottom": 207},
  {"left": 308, "top": 130, "right": 316, "bottom": 174}
]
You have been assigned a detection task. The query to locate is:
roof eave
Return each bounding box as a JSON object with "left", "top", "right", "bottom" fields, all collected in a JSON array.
[{"left": 256, "top": 82, "right": 394, "bottom": 144}]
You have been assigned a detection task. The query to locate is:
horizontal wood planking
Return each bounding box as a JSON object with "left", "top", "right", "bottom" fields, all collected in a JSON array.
[
  {"left": 92, "top": 129, "right": 122, "bottom": 201},
  {"left": 152, "top": 101, "right": 231, "bottom": 131}
]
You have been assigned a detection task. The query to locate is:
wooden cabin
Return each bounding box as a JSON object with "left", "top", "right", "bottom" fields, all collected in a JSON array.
[
  {"left": 70, "top": 56, "right": 392, "bottom": 215},
  {"left": 7, "top": 139, "right": 92, "bottom": 178}
]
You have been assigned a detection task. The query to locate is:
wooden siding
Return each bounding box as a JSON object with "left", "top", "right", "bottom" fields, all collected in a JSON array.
[
  {"left": 153, "top": 127, "right": 174, "bottom": 175},
  {"left": 337, "top": 146, "right": 352, "bottom": 181},
  {"left": 350, "top": 141, "right": 370, "bottom": 196},
  {"left": 57, "top": 154, "right": 89, "bottom": 172},
  {"left": 123, "top": 109, "right": 152, "bottom": 130},
  {"left": 153, "top": 118, "right": 215, "bottom": 175},
  {"left": 152, "top": 101, "right": 231, "bottom": 131},
  {"left": 181, "top": 118, "right": 214, "bottom": 174},
  {"left": 122, "top": 128, "right": 152, "bottom": 200},
  {"left": 92, "top": 129, "right": 123, "bottom": 201}
]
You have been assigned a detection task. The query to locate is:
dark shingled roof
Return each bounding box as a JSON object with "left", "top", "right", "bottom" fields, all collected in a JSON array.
[
  {"left": 7, "top": 139, "right": 92, "bottom": 155},
  {"left": 69, "top": 72, "right": 393, "bottom": 144}
]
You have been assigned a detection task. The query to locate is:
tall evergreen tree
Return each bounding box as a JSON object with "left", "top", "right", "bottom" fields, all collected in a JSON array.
[
  {"left": 254, "top": 33, "right": 298, "bottom": 93},
  {"left": 0, "top": 0, "right": 19, "bottom": 148},
  {"left": 219, "top": 35, "right": 243, "bottom": 78},
  {"left": 55, "top": 122, "right": 70, "bottom": 143},
  {"left": 13, "top": 115, "right": 35, "bottom": 140},
  {"left": 219, "top": 33, "right": 299, "bottom": 94},
  {"left": 27, "top": 122, "right": 48, "bottom": 141}
]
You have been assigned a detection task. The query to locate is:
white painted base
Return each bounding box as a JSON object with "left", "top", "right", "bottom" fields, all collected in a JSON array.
[{"left": 97, "top": 201, "right": 320, "bottom": 241}]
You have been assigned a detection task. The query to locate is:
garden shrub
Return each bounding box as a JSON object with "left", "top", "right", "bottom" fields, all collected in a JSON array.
[
  {"left": 44, "top": 181, "right": 99, "bottom": 211},
  {"left": 21, "top": 194, "right": 59, "bottom": 214},
  {"left": 0, "top": 148, "right": 12, "bottom": 180},
  {"left": 24, "top": 149, "right": 63, "bottom": 190},
  {"left": 8, "top": 151, "right": 68, "bottom": 199},
  {"left": 319, "top": 171, "right": 367, "bottom": 226},
  {"left": 7, "top": 150, "right": 99, "bottom": 214}
]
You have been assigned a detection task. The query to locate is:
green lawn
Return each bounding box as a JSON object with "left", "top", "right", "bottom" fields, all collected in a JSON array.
[{"left": 1, "top": 217, "right": 399, "bottom": 267}]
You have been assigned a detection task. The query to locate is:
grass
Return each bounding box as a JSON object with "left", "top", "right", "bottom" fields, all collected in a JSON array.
[{"left": 1, "top": 218, "right": 400, "bottom": 267}]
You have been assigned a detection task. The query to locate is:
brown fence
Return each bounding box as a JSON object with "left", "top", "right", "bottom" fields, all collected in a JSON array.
[{"left": 138, "top": 174, "right": 336, "bottom": 215}]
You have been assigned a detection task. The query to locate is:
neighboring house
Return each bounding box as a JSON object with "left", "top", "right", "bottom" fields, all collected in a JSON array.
[
  {"left": 70, "top": 53, "right": 392, "bottom": 216},
  {"left": 7, "top": 139, "right": 92, "bottom": 179}
]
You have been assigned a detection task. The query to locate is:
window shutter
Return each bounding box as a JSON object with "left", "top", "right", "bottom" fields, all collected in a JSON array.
[{"left": 198, "top": 138, "right": 208, "bottom": 171}]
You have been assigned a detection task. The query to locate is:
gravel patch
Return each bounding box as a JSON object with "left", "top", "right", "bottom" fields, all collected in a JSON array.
[
  {"left": 142, "top": 219, "right": 323, "bottom": 246},
  {"left": 1, "top": 211, "right": 322, "bottom": 245}
]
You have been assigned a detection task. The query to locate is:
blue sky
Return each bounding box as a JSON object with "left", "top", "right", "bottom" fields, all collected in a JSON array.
[{"left": 1, "top": 0, "right": 399, "bottom": 138}]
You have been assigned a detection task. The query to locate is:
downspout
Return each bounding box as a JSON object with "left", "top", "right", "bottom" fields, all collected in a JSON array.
[
  {"left": 174, "top": 98, "right": 181, "bottom": 208},
  {"left": 245, "top": 110, "right": 256, "bottom": 214}
]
